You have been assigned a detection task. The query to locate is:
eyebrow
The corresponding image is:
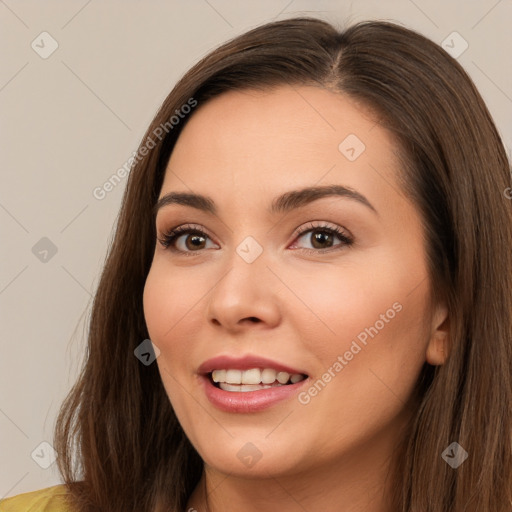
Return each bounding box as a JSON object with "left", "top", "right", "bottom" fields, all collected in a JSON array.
[{"left": 153, "top": 184, "right": 378, "bottom": 217}]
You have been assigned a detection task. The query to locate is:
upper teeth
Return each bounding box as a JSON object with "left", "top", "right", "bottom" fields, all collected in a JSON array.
[{"left": 212, "top": 368, "right": 304, "bottom": 385}]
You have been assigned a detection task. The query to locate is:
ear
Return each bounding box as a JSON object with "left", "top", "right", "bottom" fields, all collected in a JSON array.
[{"left": 425, "top": 303, "right": 450, "bottom": 366}]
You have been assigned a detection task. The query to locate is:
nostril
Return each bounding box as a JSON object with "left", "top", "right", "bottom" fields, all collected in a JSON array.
[{"left": 238, "top": 316, "right": 261, "bottom": 324}]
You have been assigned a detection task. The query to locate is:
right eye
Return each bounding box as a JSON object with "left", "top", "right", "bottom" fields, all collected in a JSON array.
[{"left": 158, "top": 224, "right": 219, "bottom": 254}]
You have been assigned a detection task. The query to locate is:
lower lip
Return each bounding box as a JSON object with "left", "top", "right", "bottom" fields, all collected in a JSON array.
[{"left": 200, "top": 374, "right": 308, "bottom": 413}]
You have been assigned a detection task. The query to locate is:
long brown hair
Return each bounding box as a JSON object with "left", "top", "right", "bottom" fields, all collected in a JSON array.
[{"left": 54, "top": 17, "right": 512, "bottom": 511}]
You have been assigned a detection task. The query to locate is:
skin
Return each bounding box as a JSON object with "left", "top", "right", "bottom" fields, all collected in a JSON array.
[{"left": 143, "top": 85, "right": 449, "bottom": 512}]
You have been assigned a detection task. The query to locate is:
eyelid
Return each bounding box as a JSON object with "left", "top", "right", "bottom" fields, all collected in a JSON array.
[{"left": 291, "top": 221, "right": 352, "bottom": 242}]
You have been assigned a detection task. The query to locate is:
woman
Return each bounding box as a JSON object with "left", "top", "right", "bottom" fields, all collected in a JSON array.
[{"left": 1, "top": 16, "right": 510, "bottom": 512}]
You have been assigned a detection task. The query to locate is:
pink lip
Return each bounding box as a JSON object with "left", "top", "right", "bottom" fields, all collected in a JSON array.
[
  {"left": 198, "top": 354, "right": 306, "bottom": 375},
  {"left": 200, "top": 374, "right": 309, "bottom": 413},
  {"left": 197, "top": 354, "right": 309, "bottom": 413}
]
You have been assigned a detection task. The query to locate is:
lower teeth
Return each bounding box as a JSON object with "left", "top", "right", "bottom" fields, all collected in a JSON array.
[{"left": 217, "top": 382, "right": 286, "bottom": 392}]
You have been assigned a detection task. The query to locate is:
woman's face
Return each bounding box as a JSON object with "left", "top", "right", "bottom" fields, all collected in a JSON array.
[{"left": 143, "top": 85, "right": 447, "bottom": 479}]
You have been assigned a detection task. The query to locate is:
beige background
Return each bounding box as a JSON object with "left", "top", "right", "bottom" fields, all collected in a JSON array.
[{"left": 1, "top": 0, "right": 510, "bottom": 499}]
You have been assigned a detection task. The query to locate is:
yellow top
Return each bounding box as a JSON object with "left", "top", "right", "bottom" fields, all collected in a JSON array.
[{"left": 0, "top": 485, "right": 72, "bottom": 512}]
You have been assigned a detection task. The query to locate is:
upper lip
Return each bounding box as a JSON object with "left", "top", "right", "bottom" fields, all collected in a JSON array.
[{"left": 198, "top": 354, "right": 307, "bottom": 376}]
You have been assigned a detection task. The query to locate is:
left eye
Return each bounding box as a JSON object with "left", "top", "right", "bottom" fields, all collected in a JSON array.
[{"left": 290, "top": 223, "right": 353, "bottom": 251}]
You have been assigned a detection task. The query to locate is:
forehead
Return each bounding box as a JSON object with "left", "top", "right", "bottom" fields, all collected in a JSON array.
[{"left": 161, "top": 85, "right": 402, "bottom": 207}]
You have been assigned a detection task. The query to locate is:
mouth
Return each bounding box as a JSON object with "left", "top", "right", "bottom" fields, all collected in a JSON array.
[
  {"left": 198, "top": 355, "right": 310, "bottom": 412},
  {"left": 209, "top": 368, "right": 307, "bottom": 392}
]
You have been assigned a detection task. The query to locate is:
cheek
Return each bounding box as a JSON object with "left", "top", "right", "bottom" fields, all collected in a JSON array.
[
  {"left": 142, "top": 262, "right": 203, "bottom": 405},
  {"left": 290, "top": 255, "right": 431, "bottom": 381},
  {"left": 294, "top": 270, "right": 431, "bottom": 444},
  {"left": 287, "top": 262, "right": 414, "bottom": 341},
  {"left": 143, "top": 260, "right": 206, "bottom": 342},
  {"left": 143, "top": 263, "right": 202, "bottom": 416}
]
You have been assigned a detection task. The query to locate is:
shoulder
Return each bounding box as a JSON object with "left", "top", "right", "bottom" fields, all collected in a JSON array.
[{"left": 0, "top": 485, "right": 72, "bottom": 512}]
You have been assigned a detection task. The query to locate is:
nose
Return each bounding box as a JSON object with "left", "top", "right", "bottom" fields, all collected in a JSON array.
[{"left": 206, "top": 247, "right": 282, "bottom": 333}]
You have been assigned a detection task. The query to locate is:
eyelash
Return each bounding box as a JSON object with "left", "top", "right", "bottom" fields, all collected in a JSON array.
[{"left": 157, "top": 222, "right": 354, "bottom": 256}]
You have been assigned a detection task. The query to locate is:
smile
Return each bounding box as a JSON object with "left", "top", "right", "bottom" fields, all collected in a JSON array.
[
  {"left": 211, "top": 368, "right": 306, "bottom": 392},
  {"left": 198, "top": 355, "right": 310, "bottom": 412}
]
